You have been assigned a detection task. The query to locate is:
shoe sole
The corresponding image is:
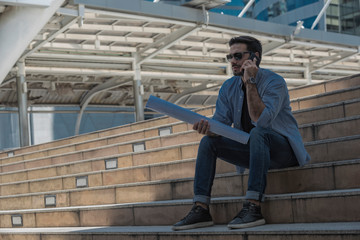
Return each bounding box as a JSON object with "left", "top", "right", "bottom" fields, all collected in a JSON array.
[
  {"left": 172, "top": 221, "right": 214, "bottom": 231},
  {"left": 227, "top": 219, "right": 266, "bottom": 229}
]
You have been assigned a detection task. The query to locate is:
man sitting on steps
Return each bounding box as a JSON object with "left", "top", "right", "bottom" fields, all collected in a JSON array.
[{"left": 172, "top": 36, "right": 311, "bottom": 231}]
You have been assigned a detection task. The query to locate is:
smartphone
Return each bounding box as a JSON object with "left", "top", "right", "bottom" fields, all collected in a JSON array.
[
  {"left": 248, "top": 52, "right": 260, "bottom": 67},
  {"left": 241, "top": 52, "right": 260, "bottom": 76}
]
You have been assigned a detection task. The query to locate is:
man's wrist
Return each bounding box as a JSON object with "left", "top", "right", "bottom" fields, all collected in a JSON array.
[{"left": 244, "top": 76, "right": 256, "bottom": 86}]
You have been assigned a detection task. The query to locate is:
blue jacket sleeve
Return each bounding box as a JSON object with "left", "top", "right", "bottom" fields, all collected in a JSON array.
[
  {"left": 256, "top": 78, "right": 287, "bottom": 128},
  {"left": 212, "top": 84, "right": 232, "bottom": 126}
]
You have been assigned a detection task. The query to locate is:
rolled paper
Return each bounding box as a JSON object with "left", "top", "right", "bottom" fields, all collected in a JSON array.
[{"left": 145, "top": 95, "right": 249, "bottom": 144}]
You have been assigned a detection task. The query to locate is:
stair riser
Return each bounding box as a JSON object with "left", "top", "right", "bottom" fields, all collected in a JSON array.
[
  {"left": 300, "top": 117, "right": 360, "bottom": 142},
  {"left": 1, "top": 161, "right": 359, "bottom": 211},
  {"left": 289, "top": 75, "right": 360, "bottom": 99},
  {"left": 289, "top": 84, "right": 328, "bottom": 100},
  {"left": 306, "top": 138, "right": 360, "bottom": 164},
  {"left": 293, "top": 100, "right": 360, "bottom": 125},
  {"left": 264, "top": 195, "right": 360, "bottom": 223},
  {"left": 291, "top": 88, "right": 360, "bottom": 111}
]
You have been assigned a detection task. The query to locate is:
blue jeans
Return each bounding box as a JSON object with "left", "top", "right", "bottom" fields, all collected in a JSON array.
[{"left": 193, "top": 126, "right": 298, "bottom": 205}]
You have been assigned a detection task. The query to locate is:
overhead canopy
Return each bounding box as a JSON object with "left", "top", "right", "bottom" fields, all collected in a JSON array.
[{"left": 0, "top": 0, "right": 360, "bottom": 108}]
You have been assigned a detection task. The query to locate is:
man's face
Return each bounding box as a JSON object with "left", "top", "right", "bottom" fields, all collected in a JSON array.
[{"left": 228, "top": 43, "right": 250, "bottom": 76}]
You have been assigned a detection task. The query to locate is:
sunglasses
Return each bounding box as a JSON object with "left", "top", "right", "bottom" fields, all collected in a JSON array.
[{"left": 226, "top": 51, "right": 251, "bottom": 61}]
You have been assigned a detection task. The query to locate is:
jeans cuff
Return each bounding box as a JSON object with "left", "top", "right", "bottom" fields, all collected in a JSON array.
[
  {"left": 193, "top": 195, "right": 211, "bottom": 205},
  {"left": 245, "top": 190, "right": 265, "bottom": 202}
]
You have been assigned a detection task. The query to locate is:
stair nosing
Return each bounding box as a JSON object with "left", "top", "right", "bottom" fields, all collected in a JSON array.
[
  {"left": 0, "top": 222, "right": 360, "bottom": 234},
  {"left": 305, "top": 134, "right": 360, "bottom": 146}
]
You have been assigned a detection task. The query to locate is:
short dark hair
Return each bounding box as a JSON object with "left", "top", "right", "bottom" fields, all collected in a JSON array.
[{"left": 229, "top": 36, "right": 262, "bottom": 64}]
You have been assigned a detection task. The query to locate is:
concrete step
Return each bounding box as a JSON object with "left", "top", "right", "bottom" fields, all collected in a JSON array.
[
  {"left": 1, "top": 75, "right": 357, "bottom": 160},
  {"left": 299, "top": 115, "right": 360, "bottom": 142},
  {"left": 0, "top": 158, "right": 359, "bottom": 211},
  {"left": 0, "top": 120, "right": 191, "bottom": 166},
  {"left": 0, "top": 140, "right": 198, "bottom": 185},
  {"left": 305, "top": 134, "right": 360, "bottom": 164},
  {"left": 293, "top": 98, "right": 360, "bottom": 125},
  {"left": 2, "top": 106, "right": 359, "bottom": 176},
  {"left": 0, "top": 158, "right": 233, "bottom": 208},
  {"left": 290, "top": 85, "right": 360, "bottom": 111},
  {"left": 2, "top": 74, "right": 357, "bottom": 161},
  {"left": 1, "top": 222, "right": 360, "bottom": 240},
  {"left": 3, "top": 96, "right": 359, "bottom": 171},
  {"left": 0, "top": 188, "right": 359, "bottom": 227},
  {"left": 0, "top": 114, "right": 207, "bottom": 168},
  {"left": 1, "top": 91, "right": 358, "bottom": 169},
  {"left": 1, "top": 80, "right": 359, "bottom": 166},
  {"left": 1, "top": 133, "right": 359, "bottom": 187},
  {"left": 0, "top": 107, "right": 213, "bottom": 160},
  {"left": 288, "top": 74, "right": 360, "bottom": 99},
  {"left": 0, "top": 129, "right": 202, "bottom": 176}
]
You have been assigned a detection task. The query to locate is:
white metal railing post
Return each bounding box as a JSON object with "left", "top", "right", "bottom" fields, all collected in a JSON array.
[
  {"left": 16, "top": 60, "right": 30, "bottom": 146},
  {"left": 133, "top": 53, "right": 144, "bottom": 122}
]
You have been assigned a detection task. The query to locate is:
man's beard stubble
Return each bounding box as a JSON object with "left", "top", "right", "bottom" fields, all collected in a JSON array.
[{"left": 232, "top": 64, "right": 243, "bottom": 76}]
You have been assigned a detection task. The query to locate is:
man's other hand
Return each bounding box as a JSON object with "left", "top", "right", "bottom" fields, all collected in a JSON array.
[{"left": 193, "top": 120, "right": 218, "bottom": 137}]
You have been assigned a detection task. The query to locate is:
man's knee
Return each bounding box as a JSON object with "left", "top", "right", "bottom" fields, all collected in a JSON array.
[{"left": 199, "top": 135, "right": 216, "bottom": 147}]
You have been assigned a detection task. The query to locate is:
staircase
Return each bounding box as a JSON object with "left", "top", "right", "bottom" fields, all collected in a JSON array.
[{"left": 0, "top": 74, "right": 359, "bottom": 239}]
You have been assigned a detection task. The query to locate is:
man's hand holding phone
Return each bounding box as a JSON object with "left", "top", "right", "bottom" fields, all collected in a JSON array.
[{"left": 241, "top": 55, "right": 259, "bottom": 84}]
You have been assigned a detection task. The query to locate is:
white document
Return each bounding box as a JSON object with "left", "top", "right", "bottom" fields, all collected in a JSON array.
[{"left": 145, "top": 95, "right": 249, "bottom": 144}]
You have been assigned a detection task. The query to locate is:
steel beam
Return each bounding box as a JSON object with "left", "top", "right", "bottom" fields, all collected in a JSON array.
[
  {"left": 21, "top": 15, "right": 79, "bottom": 60},
  {"left": 137, "top": 26, "right": 200, "bottom": 65},
  {"left": 310, "top": 51, "right": 360, "bottom": 73}
]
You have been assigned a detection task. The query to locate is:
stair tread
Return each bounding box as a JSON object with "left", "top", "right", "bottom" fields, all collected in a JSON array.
[{"left": 1, "top": 222, "right": 359, "bottom": 234}]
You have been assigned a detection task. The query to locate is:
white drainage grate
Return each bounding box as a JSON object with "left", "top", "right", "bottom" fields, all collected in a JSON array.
[
  {"left": 44, "top": 195, "right": 56, "bottom": 207},
  {"left": 159, "top": 127, "right": 172, "bottom": 136},
  {"left": 76, "top": 176, "right": 88, "bottom": 188},
  {"left": 105, "top": 158, "right": 118, "bottom": 170},
  {"left": 133, "top": 142, "right": 145, "bottom": 152},
  {"left": 11, "top": 215, "right": 23, "bottom": 227}
]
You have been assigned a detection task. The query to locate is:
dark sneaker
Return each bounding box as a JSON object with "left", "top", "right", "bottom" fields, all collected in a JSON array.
[
  {"left": 227, "top": 201, "right": 265, "bottom": 229},
  {"left": 172, "top": 205, "right": 214, "bottom": 231}
]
